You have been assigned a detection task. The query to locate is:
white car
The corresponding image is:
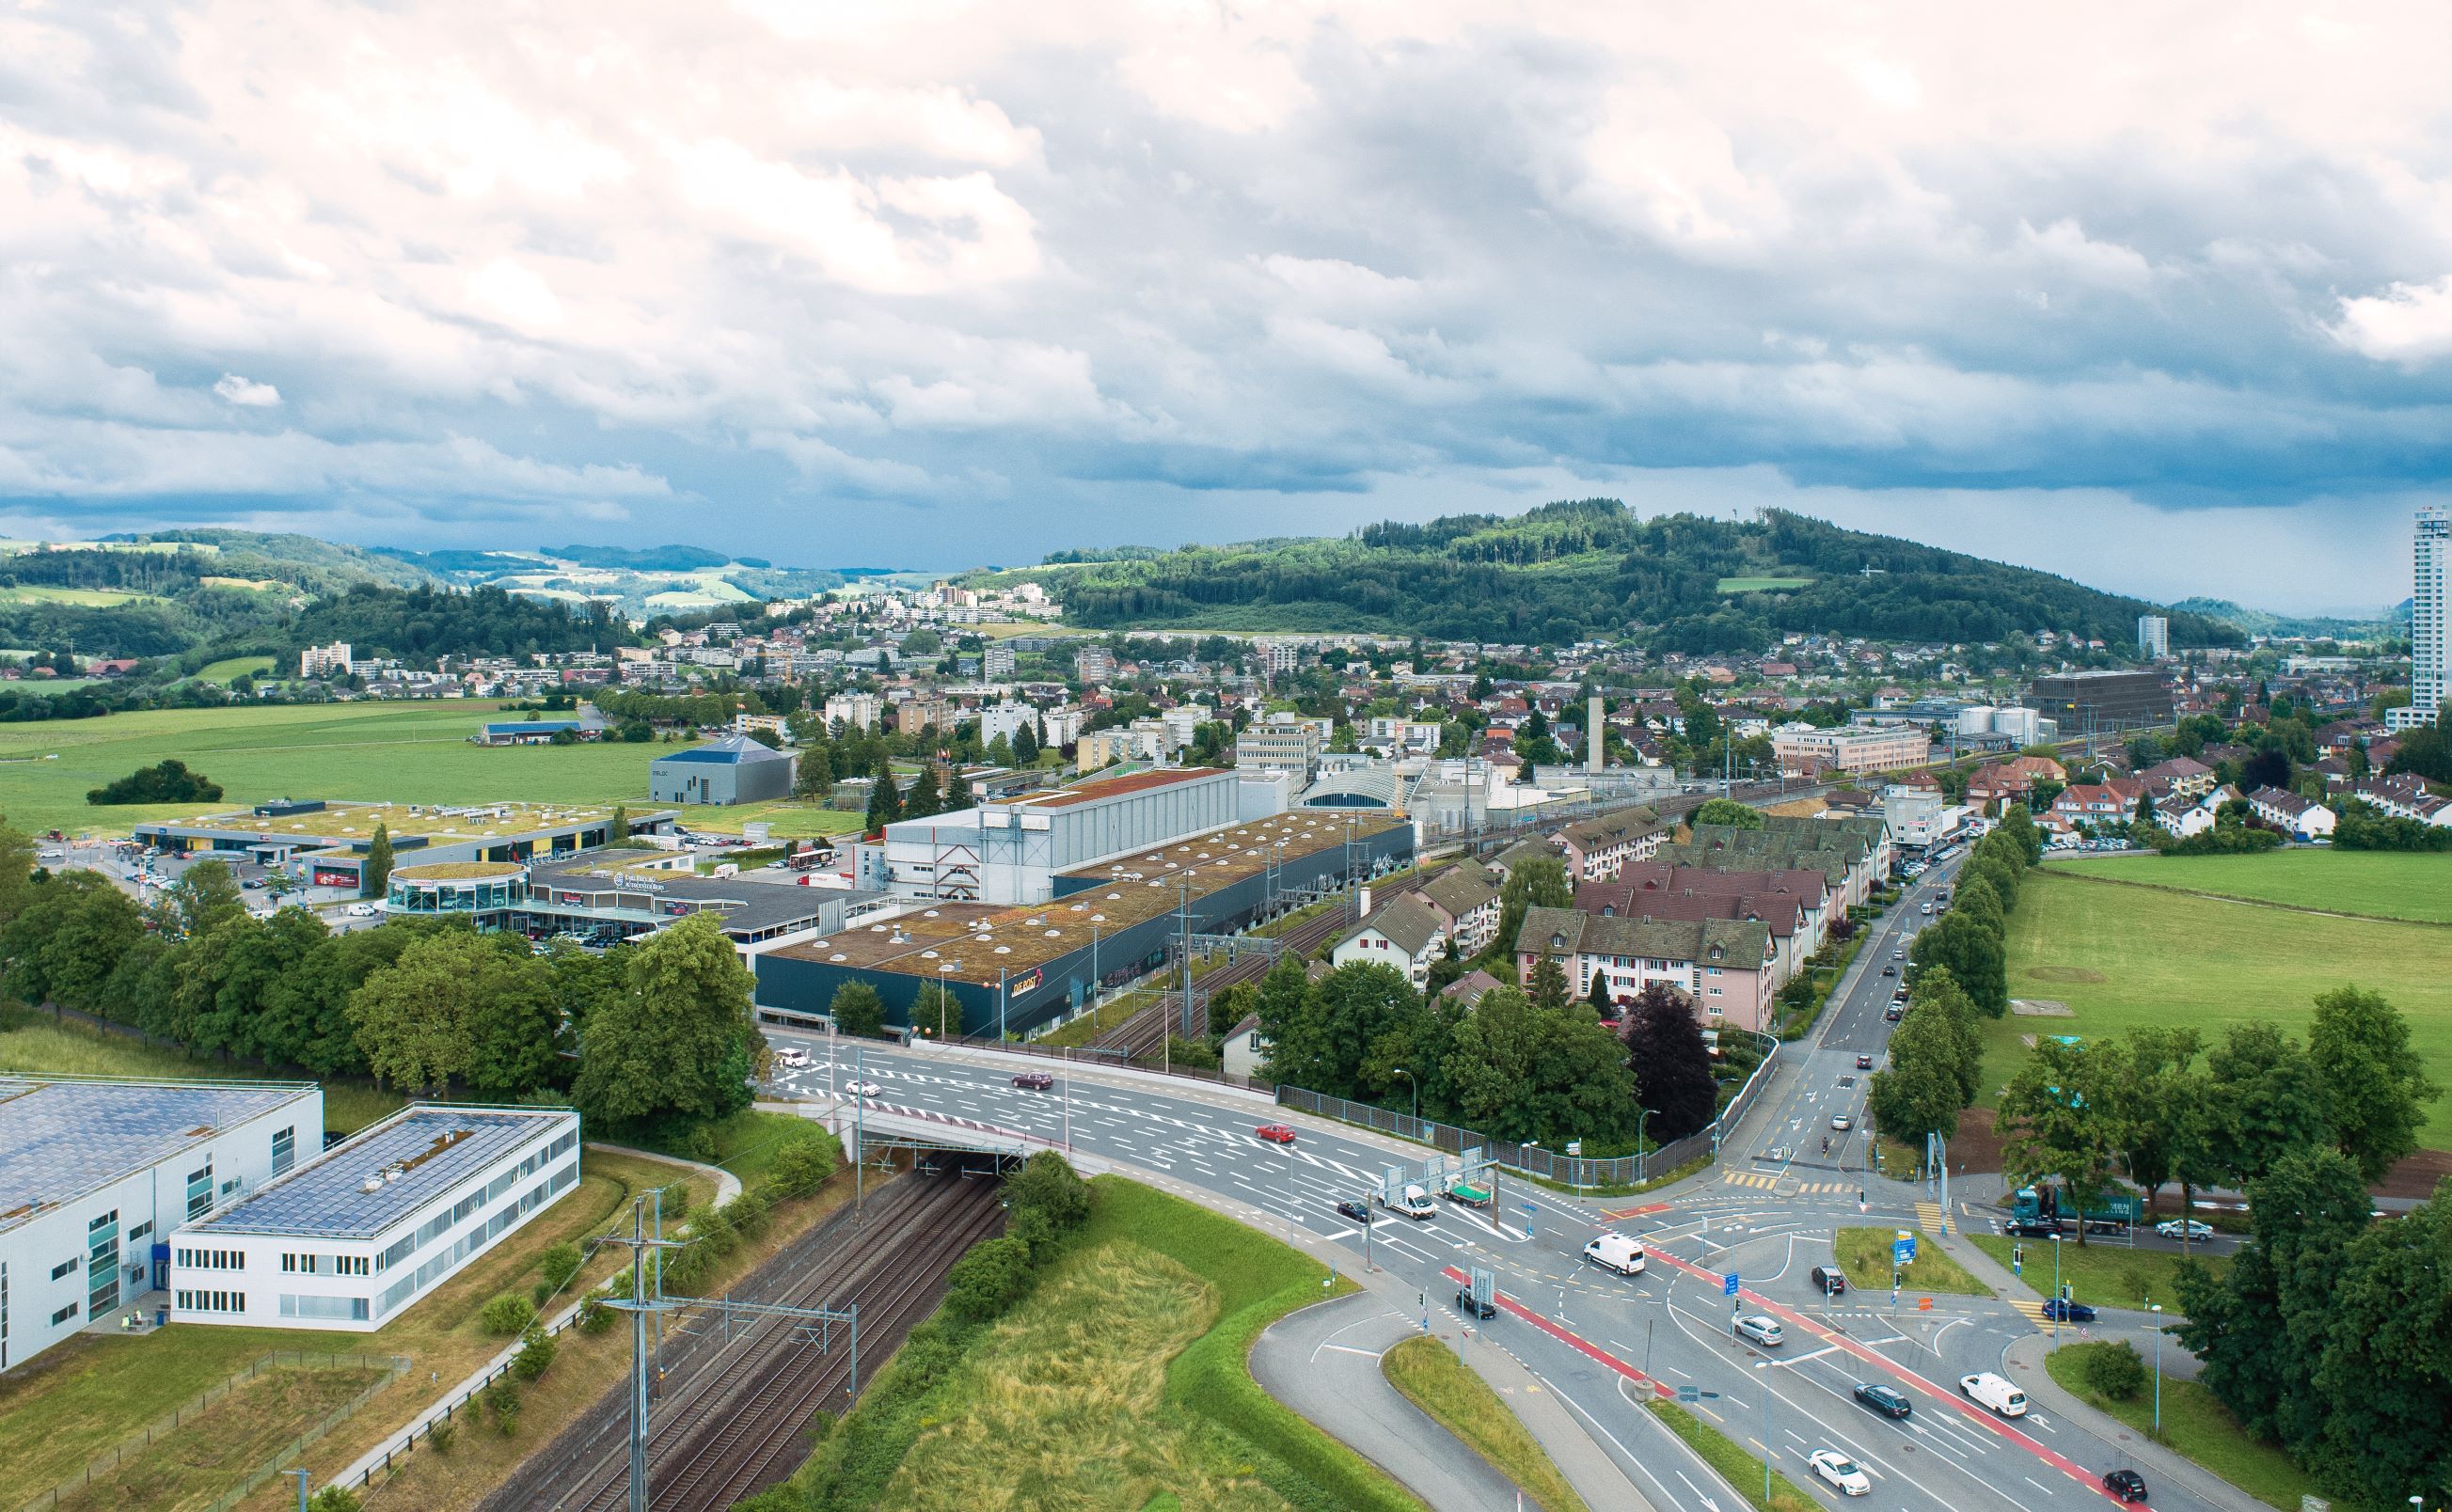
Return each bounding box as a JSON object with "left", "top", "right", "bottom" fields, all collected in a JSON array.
[
  {"left": 1809, "top": 1450, "right": 1872, "bottom": 1497},
  {"left": 344, "top": 902, "right": 378, "bottom": 918},
  {"left": 2156, "top": 1219, "right": 2215, "bottom": 1240},
  {"left": 845, "top": 1079, "right": 882, "bottom": 1098},
  {"left": 1829, "top": 1113, "right": 1852, "bottom": 1131},
  {"left": 774, "top": 1047, "right": 811, "bottom": 1069}
]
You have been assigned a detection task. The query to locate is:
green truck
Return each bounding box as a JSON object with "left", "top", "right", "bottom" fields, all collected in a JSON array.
[{"left": 1441, "top": 1176, "right": 1492, "bottom": 1208}]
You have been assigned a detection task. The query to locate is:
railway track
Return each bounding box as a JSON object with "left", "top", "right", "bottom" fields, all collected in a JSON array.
[{"left": 477, "top": 1168, "right": 1005, "bottom": 1512}]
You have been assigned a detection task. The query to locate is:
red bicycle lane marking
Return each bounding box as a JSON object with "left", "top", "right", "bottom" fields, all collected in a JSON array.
[
  {"left": 1636, "top": 1244, "right": 2119, "bottom": 1497},
  {"left": 1442, "top": 1266, "right": 1673, "bottom": 1399}
]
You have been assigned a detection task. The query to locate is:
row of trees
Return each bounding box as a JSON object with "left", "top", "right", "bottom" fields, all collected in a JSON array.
[{"left": 0, "top": 832, "right": 763, "bottom": 1136}]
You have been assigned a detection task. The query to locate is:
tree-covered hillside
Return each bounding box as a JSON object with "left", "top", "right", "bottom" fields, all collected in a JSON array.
[{"left": 1016, "top": 502, "right": 2240, "bottom": 651}]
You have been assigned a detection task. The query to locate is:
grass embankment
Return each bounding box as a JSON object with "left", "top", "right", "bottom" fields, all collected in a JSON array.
[
  {"left": 1642, "top": 1399, "right": 1819, "bottom": 1512},
  {"left": 194, "top": 655, "right": 277, "bottom": 686},
  {"left": 48, "top": 1361, "right": 390, "bottom": 1512},
  {"left": 0, "top": 701, "right": 658, "bottom": 838},
  {"left": 2045, "top": 849, "right": 2452, "bottom": 925},
  {"left": 1995, "top": 871, "right": 2452, "bottom": 1149},
  {"left": 1715, "top": 576, "right": 1813, "bottom": 595},
  {"left": 1382, "top": 1335, "right": 1590, "bottom": 1512},
  {"left": 1832, "top": 1228, "right": 1990, "bottom": 1297},
  {"left": 1039, "top": 990, "right": 1158, "bottom": 1049},
  {"left": 783, "top": 1175, "right": 1422, "bottom": 1512},
  {"left": 672, "top": 798, "right": 864, "bottom": 840},
  {"left": 2045, "top": 1342, "right": 2331, "bottom": 1512},
  {"left": 1965, "top": 1235, "right": 2227, "bottom": 1312},
  {"left": 0, "top": 1015, "right": 402, "bottom": 1133},
  {"left": 0, "top": 1151, "right": 716, "bottom": 1503}
]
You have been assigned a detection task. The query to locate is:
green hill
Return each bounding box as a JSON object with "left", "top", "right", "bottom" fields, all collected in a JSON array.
[{"left": 999, "top": 502, "right": 2241, "bottom": 652}]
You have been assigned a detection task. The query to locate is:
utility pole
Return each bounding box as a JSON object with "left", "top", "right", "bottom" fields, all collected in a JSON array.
[{"left": 607, "top": 1195, "right": 681, "bottom": 1512}]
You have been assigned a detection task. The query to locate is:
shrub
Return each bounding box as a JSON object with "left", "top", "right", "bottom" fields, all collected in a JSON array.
[
  {"left": 2080, "top": 1340, "right": 2147, "bottom": 1400},
  {"left": 308, "top": 1488, "right": 362, "bottom": 1512},
  {"left": 538, "top": 1241, "right": 583, "bottom": 1291},
  {"left": 768, "top": 1137, "right": 838, "bottom": 1199},
  {"left": 513, "top": 1324, "right": 559, "bottom": 1382},
  {"left": 425, "top": 1420, "right": 455, "bottom": 1455},
  {"left": 480, "top": 1294, "right": 537, "bottom": 1337},
  {"left": 941, "top": 1236, "right": 1033, "bottom": 1323},
  {"left": 577, "top": 1294, "right": 615, "bottom": 1334},
  {"left": 530, "top": 1279, "right": 555, "bottom": 1309},
  {"left": 1003, "top": 1152, "right": 1091, "bottom": 1256},
  {"left": 483, "top": 1379, "right": 522, "bottom": 1437},
  {"left": 725, "top": 1188, "right": 772, "bottom": 1239},
  {"left": 688, "top": 1123, "right": 720, "bottom": 1163}
]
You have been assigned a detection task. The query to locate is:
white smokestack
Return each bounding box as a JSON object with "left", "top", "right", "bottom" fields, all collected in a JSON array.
[{"left": 1587, "top": 695, "right": 1604, "bottom": 773}]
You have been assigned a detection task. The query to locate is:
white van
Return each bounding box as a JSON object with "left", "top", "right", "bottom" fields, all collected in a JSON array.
[
  {"left": 1959, "top": 1372, "right": 2029, "bottom": 1417},
  {"left": 1383, "top": 1183, "right": 1437, "bottom": 1221},
  {"left": 1583, "top": 1234, "right": 1647, "bottom": 1276}
]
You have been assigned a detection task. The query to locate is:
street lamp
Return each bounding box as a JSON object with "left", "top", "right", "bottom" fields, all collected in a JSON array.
[
  {"left": 935, "top": 962, "right": 956, "bottom": 1042},
  {"left": 1636, "top": 1106, "right": 1653, "bottom": 1185},
  {"left": 2050, "top": 1233, "right": 2064, "bottom": 1342},
  {"left": 2149, "top": 1303, "right": 2164, "bottom": 1437},
  {"left": 1392, "top": 1067, "right": 1418, "bottom": 1134}
]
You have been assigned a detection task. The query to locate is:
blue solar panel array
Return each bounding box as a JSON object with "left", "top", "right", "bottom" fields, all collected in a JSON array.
[
  {"left": 190, "top": 1107, "right": 576, "bottom": 1240},
  {"left": 0, "top": 1078, "right": 314, "bottom": 1235}
]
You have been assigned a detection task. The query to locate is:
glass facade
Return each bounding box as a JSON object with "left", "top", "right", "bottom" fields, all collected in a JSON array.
[{"left": 388, "top": 872, "right": 530, "bottom": 916}]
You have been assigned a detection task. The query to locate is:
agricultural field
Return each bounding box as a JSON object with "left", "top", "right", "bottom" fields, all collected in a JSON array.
[
  {"left": 1991, "top": 871, "right": 2452, "bottom": 1148},
  {"left": 0, "top": 584, "right": 161, "bottom": 607},
  {"left": 1715, "top": 575, "right": 1813, "bottom": 594},
  {"left": 193, "top": 655, "right": 277, "bottom": 685},
  {"left": 2044, "top": 848, "right": 2452, "bottom": 924},
  {"left": 0, "top": 701, "right": 659, "bottom": 838}
]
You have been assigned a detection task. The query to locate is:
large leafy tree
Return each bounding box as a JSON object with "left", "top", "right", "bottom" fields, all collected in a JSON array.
[
  {"left": 1690, "top": 798, "right": 1764, "bottom": 830},
  {"left": 2305, "top": 1177, "right": 2452, "bottom": 1504},
  {"left": 1997, "top": 804, "right": 2044, "bottom": 865},
  {"left": 1998, "top": 1037, "right": 2124, "bottom": 1242},
  {"left": 1, "top": 871, "right": 143, "bottom": 1014},
  {"left": 1619, "top": 983, "right": 1716, "bottom": 1142},
  {"left": 1908, "top": 910, "right": 2007, "bottom": 1016},
  {"left": 2305, "top": 985, "right": 2440, "bottom": 1183},
  {"left": 828, "top": 982, "right": 886, "bottom": 1039},
  {"left": 1440, "top": 985, "right": 1637, "bottom": 1145},
  {"left": 1908, "top": 967, "right": 1985, "bottom": 1106},
  {"left": 2104, "top": 1025, "right": 2204, "bottom": 1215},
  {"left": 350, "top": 930, "right": 487, "bottom": 1094},
  {"left": 466, "top": 937, "right": 564, "bottom": 1096},
  {"left": 1488, "top": 854, "right": 1571, "bottom": 967},
  {"left": 574, "top": 913, "right": 762, "bottom": 1126},
  {"left": 2203, "top": 1021, "right": 2331, "bottom": 1186}
]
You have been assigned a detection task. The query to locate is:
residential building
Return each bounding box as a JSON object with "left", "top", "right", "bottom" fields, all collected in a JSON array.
[
  {"left": 2137, "top": 615, "right": 2170, "bottom": 660},
  {"left": 1329, "top": 895, "right": 1447, "bottom": 988},
  {"left": 299, "top": 641, "right": 353, "bottom": 678},
  {"left": 2247, "top": 786, "right": 2336, "bottom": 840},
  {"left": 1512, "top": 906, "right": 1777, "bottom": 1032},
  {"left": 1577, "top": 878, "right": 1818, "bottom": 987},
  {"left": 823, "top": 692, "right": 883, "bottom": 732},
  {"left": 2, "top": 1077, "right": 322, "bottom": 1373},
  {"left": 1880, "top": 774, "right": 1955, "bottom": 848},
  {"left": 1073, "top": 645, "right": 1117, "bottom": 684},
  {"left": 1966, "top": 756, "right": 2066, "bottom": 808},
  {"left": 896, "top": 699, "right": 954, "bottom": 737},
  {"left": 2388, "top": 504, "right": 2447, "bottom": 732},
  {"left": 1416, "top": 865, "right": 1504, "bottom": 954},
  {"left": 2043, "top": 780, "right": 2144, "bottom": 833},
  {"left": 1549, "top": 806, "right": 1667, "bottom": 879},
  {"left": 171, "top": 1106, "right": 580, "bottom": 1333},
  {"left": 1234, "top": 716, "right": 1326, "bottom": 780},
  {"left": 1767, "top": 722, "right": 1930, "bottom": 776},
  {"left": 980, "top": 703, "right": 1040, "bottom": 750},
  {"left": 983, "top": 645, "right": 1017, "bottom": 678},
  {"left": 2137, "top": 757, "right": 2216, "bottom": 802},
  {"left": 649, "top": 734, "right": 797, "bottom": 806}
]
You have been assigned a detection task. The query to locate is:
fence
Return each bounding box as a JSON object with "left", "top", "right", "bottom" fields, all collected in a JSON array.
[
  {"left": 14, "top": 1351, "right": 407, "bottom": 1512},
  {"left": 959, "top": 1034, "right": 1277, "bottom": 1095},
  {"left": 350, "top": 1287, "right": 600, "bottom": 1493},
  {"left": 1276, "top": 1032, "right": 1782, "bottom": 1189}
]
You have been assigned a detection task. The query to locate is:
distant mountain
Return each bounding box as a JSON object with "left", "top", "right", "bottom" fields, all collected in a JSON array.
[
  {"left": 372, "top": 543, "right": 842, "bottom": 619},
  {"left": 991, "top": 502, "right": 2241, "bottom": 653},
  {"left": 2170, "top": 596, "right": 2407, "bottom": 642}
]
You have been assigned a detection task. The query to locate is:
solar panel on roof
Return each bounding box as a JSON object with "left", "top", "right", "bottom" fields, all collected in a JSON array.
[
  {"left": 190, "top": 1107, "right": 575, "bottom": 1240},
  {"left": 0, "top": 1079, "right": 314, "bottom": 1235}
]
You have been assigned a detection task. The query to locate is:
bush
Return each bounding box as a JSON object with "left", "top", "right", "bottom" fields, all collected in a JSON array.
[
  {"left": 308, "top": 1488, "right": 362, "bottom": 1512},
  {"left": 941, "top": 1236, "right": 1034, "bottom": 1323},
  {"left": 425, "top": 1420, "right": 455, "bottom": 1455},
  {"left": 2079, "top": 1340, "right": 2148, "bottom": 1401},
  {"left": 688, "top": 1123, "right": 720, "bottom": 1163},
  {"left": 512, "top": 1324, "right": 559, "bottom": 1382},
  {"left": 768, "top": 1137, "right": 839, "bottom": 1199},
  {"left": 539, "top": 1241, "right": 583, "bottom": 1291},
  {"left": 577, "top": 1293, "right": 615, "bottom": 1334},
  {"left": 479, "top": 1294, "right": 537, "bottom": 1337},
  {"left": 726, "top": 1188, "right": 773, "bottom": 1240},
  {"left": 483, "top": 1379, "right": 523, "bottom": 1437},
  {"left": 1002, "top": 1152, "right": 1092, "bottom": 1256},
  {"left": 530, "top": 1278, "right": 555, "bottom": 1309}
]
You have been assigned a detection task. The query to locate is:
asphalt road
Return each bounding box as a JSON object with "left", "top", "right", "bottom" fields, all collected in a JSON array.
[{"left": 765, "top": 859, "right": 2254, "bottom": 1512}]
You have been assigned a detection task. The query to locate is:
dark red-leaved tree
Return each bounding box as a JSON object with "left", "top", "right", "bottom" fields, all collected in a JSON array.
[{"left": 1620, "top": 983, "right": 1719, "bottom": 1142}]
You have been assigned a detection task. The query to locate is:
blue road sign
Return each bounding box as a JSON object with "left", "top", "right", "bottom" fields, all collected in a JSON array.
[
  {"left": 1677, "top": 1385, "right": 1701, "bottom": 1403},
  {"left": 1521, "top": 1203, "right": 1537, "bottom": 1213},
  {"left": 1893, "top": 1232, "right": 1918, "bottom": 1266},
  {"left": 1723, "top": 1272, "right": 1741, "bottom": 1297}
]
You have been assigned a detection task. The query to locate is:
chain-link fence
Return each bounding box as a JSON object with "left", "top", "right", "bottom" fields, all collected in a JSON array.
[{"left": 14, "top": 1351, "right": 407, "bottom": 1512}]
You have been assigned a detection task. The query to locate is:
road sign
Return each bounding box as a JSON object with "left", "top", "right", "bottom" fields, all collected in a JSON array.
[
  {"left": 1723, "top": 1272, "right": 1741, "bottom": 1297},
  {"left": 1918, "top": 1298, "right": 1933, "bottom": 1312},
  {"left": 1893, "top": 1233, "right": 1918, "bottom": 1266},
  {"left": 1522, "top": 1202, "right": 1537, "bottom": 1213}
]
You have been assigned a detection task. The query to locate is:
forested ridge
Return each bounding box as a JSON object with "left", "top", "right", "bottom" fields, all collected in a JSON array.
[{"left": 1020, "top": 501, "right": 2240, "bottom": 651}]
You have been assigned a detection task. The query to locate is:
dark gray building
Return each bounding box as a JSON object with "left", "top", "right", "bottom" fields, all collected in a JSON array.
[{"left": 650, "top": 734, "right": 796, "bottom": 806}]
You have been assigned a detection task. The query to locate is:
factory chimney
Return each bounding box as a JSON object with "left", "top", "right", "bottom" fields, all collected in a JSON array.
[{"left": 1586, "top": 695, "right": 1604, "bottom": 773}]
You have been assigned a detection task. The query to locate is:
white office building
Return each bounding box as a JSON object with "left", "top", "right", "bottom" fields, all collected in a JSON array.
[
  {"left": 169, "top": 1105, "right": 579, "bottom": 1333},
  {"left": 2, "top": 1077, "right": 323, "bottom": 1373},
  {"left": 2136, "top": 615, "right": 2170, "bottom": 660},
  {"left": 2390, "top": 505, "right": 2448, "bottom": 732}
]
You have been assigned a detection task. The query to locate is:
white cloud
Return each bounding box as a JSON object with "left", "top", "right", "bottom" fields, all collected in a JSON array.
[
  {"left": 213, "top": 374, "right": 282, "bottom": 407},
  {"left": 2331, "top": 275, "right": 2452, "bottom": 365}
]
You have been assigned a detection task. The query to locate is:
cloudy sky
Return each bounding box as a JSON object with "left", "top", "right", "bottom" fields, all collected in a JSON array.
[{"left": 5, "top": 2, "right": 2449, "bottom": 612}]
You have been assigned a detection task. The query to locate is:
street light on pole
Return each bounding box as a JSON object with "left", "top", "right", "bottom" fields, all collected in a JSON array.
[
  {"left": 2051, "top": 1233, "right": 2064, "bottom": 1342},
  {"left": 2150, "top": 1303, "right": 2164, "bottom": 1437},
  {"left": 1393, "top": 1067, "right": 1417, "bottom": 1134}
]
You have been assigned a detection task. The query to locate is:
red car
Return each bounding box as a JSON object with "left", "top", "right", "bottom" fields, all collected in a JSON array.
[
  {"left": 1256, "top": 1124, "right": 1298, "bottom": 1144},
  {"left": 1011, "top": 1071, "right": 1054, "bottom": 1091}
]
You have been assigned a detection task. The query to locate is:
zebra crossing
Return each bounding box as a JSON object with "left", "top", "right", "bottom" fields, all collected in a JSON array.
[
  {"left": 1916, "top": 1199, "right": 1948, "bottom": 1233},
  {"left": 2004, "top": 1297, "right": 2053, "bottom": 1325},
  {"left": 1724, "top": 1171, "right": 1779, "bottom": 1189},
  {"left": 1723, "top": 1172, "right": 1859, "bottom": 1195}
]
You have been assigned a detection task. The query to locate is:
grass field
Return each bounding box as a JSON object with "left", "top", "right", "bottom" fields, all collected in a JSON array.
[
  {"left": 1715, "top": 576, "right": 1812, "bottom": 594},
  {"left": 1383, "top": 1335, "right": 1590, "bottom": 1512},
  {"left": 2044, "top": 1342, "right": 2331, "bottom": 1512},
  {"left": 0, "top": 1016, "right": 403, "bottom": 1133},
  {"left": 0, "top": 585, "right": 160, "bottom": 607},
  {"left": 1834, "top": 1228, "right": 1990, "bottom": 1296},
  {"left": 50, "top": 1360, "right": 390, "bottom": 1512},
  {"left": 1642, "top": 1399, "right": 1820, "bottom": 1512},
  {"left": 195, "top": 655, "right": 277, "bottom": 685},
  {"left": 1994, "top": 872, "right": 2452, "bottom": 1148},
  {"left": 673, "top": 797, "right": 863, "bottom": 840},
  {"left": 2044, "top": 849, "right": 2452, "bottom": 924},
  {"left": 1965, "top": 1235, "right": 2226, "bottom": 1313},
  {"left": 0, "top": 701, "right": 659, "bottom": 838}
]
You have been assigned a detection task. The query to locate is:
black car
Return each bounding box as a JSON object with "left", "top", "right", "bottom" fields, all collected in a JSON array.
[
  {"left": 2042, "top": 1298, "right": 2097, "bottom": 1322},
  {"left": 2004, "top": 1219, "right": 2064, "bottom": 1238},
  {"left": 1881, "top": 964, "right": 1897, "bottom": 976},
  {"left": 1335, "top": 1199, "right": 1371, "bottom": 1223},
  {"left": 1853, "top": 1382, "right": 1913, "bottom": 1419},
  {"left": 1810, "top": 1265, "right": 1847, "bottom": 1295},
  {"left": 1011, "top": 1071, "right": 1054, "bottom": 1091},
  {"left": 1456, "top": 1287, "right": 1497, "bottom": 1319},
  {"left": 2103, "top": 1469, "right": 2148, "bottom": 1502}
]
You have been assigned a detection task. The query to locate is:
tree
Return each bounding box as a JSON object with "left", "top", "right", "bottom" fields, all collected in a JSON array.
[
  {"left": 1690, "top": 798, "right": 1764, "bottom": 830},
  {"left": 2303, "top": 1175, "right": 2452, "bottom": 1504},
  {"left": 572, "top": 915, "right": 762, "bottom": 1126},
  {"left": 1527, "top": 953, "right": 1570, "bottom": 1011},
  {"left": 792, "top": 747, "right": 834, "bottom": 800},
  {"left": 363, "top": 823, "right": 394, "bottom": 896},
  {"left": 467, "top": 937, "right": 564, "bottom": 1095},
  {"left": 350, "top": 932, "right": 488, "bottom": 1094},
  {"left": 863, "top": 755, "right": 902, "bottom": 833},
  {"left": 901, "top": 763, "right": 941, "bottom": 821},
  {"left": 0, "top": 820, "right": 37, "bottom": 930},
  {"left": 829, "top": 981, "right": 887, "bottom": 1039},
  {"left": 1489, "top": 855, "right": 1571, "bottom": 965},
  {"left": 1906, "top": 966, "right": 1985, "bottom": 1106},
  {"left": 1908, "top": 911, "right": 2007, "bottom": 1016},
  {"left": 1619, "top": 984, "right": 1716, "bottom": 1141},
  {"left": 1998, "top": 1037, "right": 2124, "bottom": 1243},
  {"left": 2104, "top": 1026, "right": 2203, "bottom": 1215},
  {"left": 1010, "top": 720, "right": 1040, "bottom": 766},
  {"left": 1439, "top": 984, "right": 1637, "bottom": 1146},
  {"left": 87, "top": 759, "right": 222, "bottom": 805},
  {"left": 1, "top": 872, "right": 144, "bottom": 1013},
  {"left": 2383, "top": 721, "right": 2451, "bottom": 783},
  {"left": 609, "top": 804, "right": 629, "bottom": 842},
  {"left": 1998, "top": 803, "right": 2044, "bottom": 866},
  {"left": 161, "top": 859, "right": 246, "bottom": 940},
  {"left": 2202, "top": 1021, "right": 2331, "bottom": 1186},
  {"left": 2306, "top": 985, "right": 2441, "bottom": 1183}
]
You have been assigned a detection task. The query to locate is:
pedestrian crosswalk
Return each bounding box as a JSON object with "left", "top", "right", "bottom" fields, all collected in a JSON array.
[
  {"left": 1724, "top": 1171, "right": 1779, "bottom": 1189},
  {"left": 1916, "top": 1200, "right": 1947, "bottom": 1233},
  {"left": 2005, "top": 1298, "right": 2052, "bottom": 1325},
  {"left": 1794, "top": 1181, "right": 1853, "bottom": 1194},
  {"left": 1722, "top": 1173, "right": 1857, "bottom": 1195}
]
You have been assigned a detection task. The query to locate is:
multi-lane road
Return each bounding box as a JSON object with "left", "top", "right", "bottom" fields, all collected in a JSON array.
[{"left": 762, "top": 858, "right": 2238, "bottom": 1512}]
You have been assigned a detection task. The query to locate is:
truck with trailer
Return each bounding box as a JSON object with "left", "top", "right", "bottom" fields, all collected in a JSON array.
[
  {"left": 1440, "top": 1174, "right": 1493, "bottom": 1208},
  {"left": 2011, "top": 1184, "right": 2143, "bottom": 1233}
]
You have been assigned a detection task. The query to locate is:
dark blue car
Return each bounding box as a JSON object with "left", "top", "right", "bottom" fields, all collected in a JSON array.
[{"left": 2041, "top": 1298, "right": 2096, "bottom": 1322}]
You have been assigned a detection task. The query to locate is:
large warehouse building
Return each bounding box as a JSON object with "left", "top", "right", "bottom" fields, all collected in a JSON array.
[
  {"left": 1, "top": 1077, "right": 323, "bottom": 1373},
  {"left": 2020, "top": 670, "right": 2174, "bottom": 734},
  {"left": 385, "top": 851, "right": 897, "bottom": 949},
  {"left": 649, "top": 734, "right": 797, "bottom": 807},
  {"left": 133, "top": 799, "right": 678, "bottom": 894},
  {"left": 858, "top": 766, "right": 1244, "bottom": 905},
  {"left": 762, "top": 808, "right": 1413, "bottom": 1037},
  {"left": 171, "top": 1105, "right": 580, "bottom": 1333}
]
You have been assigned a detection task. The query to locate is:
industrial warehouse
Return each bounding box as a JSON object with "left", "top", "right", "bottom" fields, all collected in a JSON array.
[
  {"left": 758, "top": 806, "right": 1413, "bottom": 1038},
  {"left": 132, "top": 798, "right": 679, "bottom": 893},
  {"left": 385, "top": 851, "right": 898, "bottom": 948},
  {"left": 855, "top": 765, "right": 1250, "bottom": 905},
  {"left": 0, "top": 1076, "right": 323, "bottom": 1373}
]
